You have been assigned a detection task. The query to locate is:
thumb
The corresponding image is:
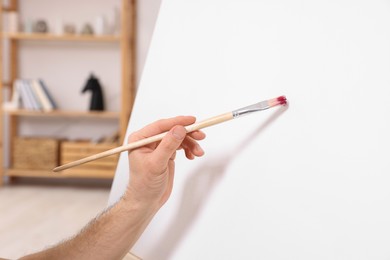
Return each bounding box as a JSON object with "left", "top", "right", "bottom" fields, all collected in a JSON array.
[{"left": 152, "top": 125, "right": 186, "bottom": 167}]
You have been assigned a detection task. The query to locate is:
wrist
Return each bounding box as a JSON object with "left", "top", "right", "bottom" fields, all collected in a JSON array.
[{"left": 123, "top": 185, "right": 161, "bottom": 213}]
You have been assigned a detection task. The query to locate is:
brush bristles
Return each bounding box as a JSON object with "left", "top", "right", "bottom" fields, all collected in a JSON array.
[{"left": 268, "top": 96, "right": 287, "bottom": 107}]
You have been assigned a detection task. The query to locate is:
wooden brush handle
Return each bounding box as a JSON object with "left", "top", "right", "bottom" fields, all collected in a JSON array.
[
  {"left": 53, "top": 112, "right": 233, "bottom": 172},
  {"left": 123, "top": 252, "right": 142, "bottom": 260}
]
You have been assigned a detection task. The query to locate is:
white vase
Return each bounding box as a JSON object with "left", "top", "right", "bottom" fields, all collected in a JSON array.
[{"left": 95, "top": 15, "right": 106, "bottom": 35}]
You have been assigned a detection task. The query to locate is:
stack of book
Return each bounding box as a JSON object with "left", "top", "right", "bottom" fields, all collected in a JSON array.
[{"left": 10, "top": 79, "right": 58, "bottom": 111}]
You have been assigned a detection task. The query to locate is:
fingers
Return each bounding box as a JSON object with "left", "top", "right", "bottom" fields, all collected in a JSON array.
[
  {"left": 180, "top": 135, "right": 204, "bottom": 160},
  {"left": 129, "top": 116, "right": 196, "bottom": 142},
  {"left": 188, "top": 130, "right": 206, "bottom": 141},
  {"left": 151, "top": 125, "right": 187, "bottom": 169},
  {"left": 177, "top": 130, "right": 205, "bottom": 160},
  {"left": 128, "top": 116, "right": 206, "bottom": 170}
]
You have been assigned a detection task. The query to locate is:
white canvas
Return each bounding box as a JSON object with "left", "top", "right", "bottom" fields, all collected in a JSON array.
[{"left": 109, "top": 0, "right": 390, "bottom": 259}]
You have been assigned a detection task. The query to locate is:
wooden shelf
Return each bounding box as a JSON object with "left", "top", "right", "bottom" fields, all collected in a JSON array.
[
  {"left": 6, "top": 168, "right": 115, "bottom": 179},
  {"left": 2, "top": 33, "right": 121, "bottom": 42},
  {"left": 0, "top": 0, "right": 136, "bottom": 185},
  {"left": 4, "top": 109, "right": 120, "bottom": 119},
  {"left": 1, "top": 6, "right": 16, "bottom": 12},
  {"left": 1, "top": 81, "right": 11, "bottom": 87}
]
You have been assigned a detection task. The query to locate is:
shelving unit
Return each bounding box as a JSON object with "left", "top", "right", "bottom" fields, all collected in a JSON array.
[
  {"left": 2, "top": 32, "right": 121, "bottom": 42},
  {"left": 2, "top": 33, "right": 121, "bottom": 42},
  {"left": 0, "top": 0, "right": 136, "bottom": 185},
  {"left": 4, "top": 109, "right": 120, "bottom": 119}
]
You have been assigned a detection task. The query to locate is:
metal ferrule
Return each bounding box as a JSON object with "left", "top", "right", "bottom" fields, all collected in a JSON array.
[{"left": 232, "top": 100, "right": 270, "bottom": 118}]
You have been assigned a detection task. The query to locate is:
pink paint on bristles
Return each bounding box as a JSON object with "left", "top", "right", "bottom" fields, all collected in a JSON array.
[
  {"left": 277, "top": 96, "right": 287, "bottom": 106},
  {"left": 268, "top": 96, "right": 287, "bottom": 107}
]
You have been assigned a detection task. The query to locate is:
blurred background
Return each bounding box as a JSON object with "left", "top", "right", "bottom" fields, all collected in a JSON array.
[{"left": 0, "top": 0, "right": 162, "bottom": 258}]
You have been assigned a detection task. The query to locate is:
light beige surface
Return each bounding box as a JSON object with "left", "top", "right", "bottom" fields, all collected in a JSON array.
[{"left": 0, "top": 181, "right": 110, "bottom": 259}]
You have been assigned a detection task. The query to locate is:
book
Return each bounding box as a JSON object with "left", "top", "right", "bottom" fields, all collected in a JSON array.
[
  {"left": 30, "top": 79, "right": 53, "bottom": 111},
  {"left": 11, "top": 83, "right": 21, "bottom": 108},
  {"left": 16, "top": 80, "right": 33, "bottom": 110},
  {"left": 38, "top": 79, "right": 58, "bottom": 109},
  {"left": 12, "top": 78, "right": 58, "bottom": 111},
  {"left": 24, "top": 80, "right": 42, "bottom": 110}
]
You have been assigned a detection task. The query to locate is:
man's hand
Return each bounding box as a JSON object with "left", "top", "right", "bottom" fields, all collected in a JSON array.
[
  {"left": 18, "top": 117, "right": 206, "bottom": 260},
  {"left": 126, "top": 116, "right": 206, "bottom": 208}
]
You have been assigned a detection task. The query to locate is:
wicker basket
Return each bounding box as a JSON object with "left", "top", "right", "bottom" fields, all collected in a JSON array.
[
  {"left": 13, "top": 138, "right": 60, "bottom": 170},
  {"left": 61, "top": 141, "right": 119, "bottom": 171}
]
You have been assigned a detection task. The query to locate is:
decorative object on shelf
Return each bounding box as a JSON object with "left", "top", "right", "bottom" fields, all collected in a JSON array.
[
  {"left": 95, "top": 15, "right": 107, "bottom": 35},
  {"left": 81, "top": 23, "right": 94, "bottom": 35},
  {"left": 54, "top": 19, "right": 63, "bottom": 35},
  {"left": 63, "top": 24, "right": 76, "bottom": 34},
  {"left": 23, "top": 18, "right": 33, "bottom": 33},
  {"left": 81, "top": 74, "right": 105, "bottom": 111},
  {"left": 33, "top": 20, "right": 49, "bottom": 33},
  {"left": 107, "top": 7, "right": 121, "bottom": 35}
]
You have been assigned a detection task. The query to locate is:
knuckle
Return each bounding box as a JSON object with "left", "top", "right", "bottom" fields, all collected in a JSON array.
[{"left": 127, "top": 132, "right": 139, "bottom": 143}]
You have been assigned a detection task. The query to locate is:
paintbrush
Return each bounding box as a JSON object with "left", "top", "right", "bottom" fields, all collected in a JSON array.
[{"left": 53, "top": 96, "right": 287, "bottom": 172}]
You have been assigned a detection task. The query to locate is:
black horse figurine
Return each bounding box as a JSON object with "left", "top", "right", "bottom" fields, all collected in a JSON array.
[{"left": 82, "top": 74, "right": 105, "bottom": 111}]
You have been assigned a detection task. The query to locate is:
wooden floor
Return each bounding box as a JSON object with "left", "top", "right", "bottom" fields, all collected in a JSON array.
[{"left": 0, "top": 178, "right": 111, "bottom": 259}]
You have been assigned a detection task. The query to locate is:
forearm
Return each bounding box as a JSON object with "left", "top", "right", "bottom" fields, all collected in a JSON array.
[{"left": 20, "top": 191, "right": 159, "bottom": 260}]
